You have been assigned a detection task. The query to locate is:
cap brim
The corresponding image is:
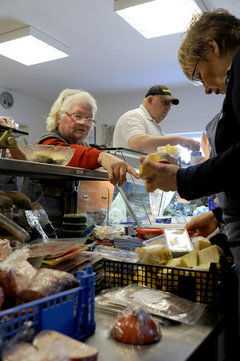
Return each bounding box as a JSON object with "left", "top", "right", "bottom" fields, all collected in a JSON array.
[{"left": 160, "top": 95, "right": 179, "bottom": 105}]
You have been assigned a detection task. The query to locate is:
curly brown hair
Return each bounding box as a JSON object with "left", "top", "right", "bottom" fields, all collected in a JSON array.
[{"left": 178, "top": 8, "right": 240, "bottom": 81}]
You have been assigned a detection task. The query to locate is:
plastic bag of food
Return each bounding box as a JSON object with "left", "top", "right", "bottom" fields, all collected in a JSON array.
[
  {"left": 25, "top": 209, "right": 57, "bottom": 242},
  {"left": 111, "top": 306, "right": 161, "bottom": 345},
  {"left": 95, "top": 284, "right": 206, "bottom": 325},
  {"left": 0, "top": 248, "right": 36, "bottom": 300},
  {"left": 139, "top": 144, "right": 180, "bottom": 180},
  {"left": 136, "top": 244, "right": 172, "bottom": 265},
  {"left": 18, "top": 268, "right": 80, "bottom": 302},
  {"left": 33, "top": 330, "right": 98, "bottom": 361}
]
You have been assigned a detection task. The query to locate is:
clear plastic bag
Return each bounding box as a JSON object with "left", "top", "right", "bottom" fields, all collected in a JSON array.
[
  {"left": 25, "top": 209, "right": 57, "bottom": 242},
  {"left": 111, "top": 306, "right": 161, "bottom": 345},
  {"left": 95, "top": 284, "right": 206, "bottom": 325}
]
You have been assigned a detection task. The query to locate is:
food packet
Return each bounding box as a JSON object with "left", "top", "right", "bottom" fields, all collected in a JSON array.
[
  {"left": 25, "top": 209, "right": 57, "bottom": 242},
  {"left": 136, "top": 244, "right": 172, "bottom": 265},
  {"left": 95, "top": 284, "right": 206, "bottom": 325},
  {"left": 18, "top": 268, "right": 80, "bottom": 303},
  {"left": 111, "top": 306, "right": 161, "bottom": 345},
  {"left": 139, "top": 144, "right": 180, "bottom": 180},
  {"left": 0, "top": 248, "right": 36, "bottom": 300}
]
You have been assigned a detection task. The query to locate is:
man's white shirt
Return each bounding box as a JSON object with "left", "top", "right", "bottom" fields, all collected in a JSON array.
[{"left": 113, "top": 105, "right": 164, "bottom": 148}]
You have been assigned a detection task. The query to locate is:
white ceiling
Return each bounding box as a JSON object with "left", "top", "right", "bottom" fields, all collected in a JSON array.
[{"left": 0, "top": 0, "right": 239, "bottom": 103}]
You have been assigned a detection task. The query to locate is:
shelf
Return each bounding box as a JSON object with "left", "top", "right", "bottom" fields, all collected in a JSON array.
[
  {"left": 0, "top": 158, "right": 109, "bottom": 181},
  {"left": 0, "top": 124, "right": 28, "bottom": 136}
]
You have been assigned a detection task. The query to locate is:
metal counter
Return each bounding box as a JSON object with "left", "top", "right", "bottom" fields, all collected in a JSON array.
[
  {"left": 0, "top": 158, "right": 109, "bottom": 181},
  {"left": 86, "top": 310, "right": 224, "bottom": 361}
]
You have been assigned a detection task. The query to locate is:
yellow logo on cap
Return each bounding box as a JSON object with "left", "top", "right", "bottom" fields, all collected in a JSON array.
[{"left": 162, "top": 89, "right": 171, "bottom": 93}]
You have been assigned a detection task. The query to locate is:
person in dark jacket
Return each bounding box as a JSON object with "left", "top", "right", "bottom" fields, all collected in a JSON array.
[{"left": 139, "top": 9, "right": 240, "bottom": 356}]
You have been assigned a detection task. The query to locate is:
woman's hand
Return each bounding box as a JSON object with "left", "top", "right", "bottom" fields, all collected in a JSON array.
[
  {"left": 8, "top": 144, "right": 27, "bottom": 160},
  {"left": 98, "top": 152, "right": 139, "bottom": 186},
  {"left": 185, "top": 211, "right": 219, "bottom": 237},
  {"left": 139, "top": 156, "right": 178, "bottom": 192}
]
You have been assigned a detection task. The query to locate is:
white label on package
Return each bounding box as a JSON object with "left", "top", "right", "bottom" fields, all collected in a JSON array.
[{"left": 164, "top": 228, "right": 193, "bottom": 252}]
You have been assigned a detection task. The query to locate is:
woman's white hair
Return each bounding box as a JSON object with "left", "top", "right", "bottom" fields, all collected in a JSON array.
[{"left": 46, "top": 88, "right": 97, "bottom": 131}]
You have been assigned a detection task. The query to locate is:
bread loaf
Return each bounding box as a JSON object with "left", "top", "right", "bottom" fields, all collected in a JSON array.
[
  {"left": 6, "top": 191, "right": 32, "bottom": 210},
  {"left": 19, "top": 268, "right": 79, "bottom": 302},
  {"left": 2, "top": 343, "right": 39, "bottom": 361},
  {"left": 33, "top": 330, "right": 98, "bottom": 361}
]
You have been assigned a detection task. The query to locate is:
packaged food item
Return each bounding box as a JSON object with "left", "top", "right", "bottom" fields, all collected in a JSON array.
[
  {"left": 136, "top": 227, "right": 164, "bottom": 240},
  {"left": 166, "top": 257, "right": 187, "bottom": 268},
  {"left": 139, "top": 144, "right": 180, "bottom": 180},
  {"left": 198, "top": 245, "right": 224, "bottom": 265},
  {"left": 163, "top": 227, "right": 194, "bottom": 254},
  {"left": 2, "top": 343, "right": 40, "bottom": 361},
  {"left": 3, "top": 330, "right": 99, "bottom": 361},
  {"left": 190, "top": 151, "right": 203, "bottom": 164},
  {"left": 181, "top": 250, "right": 198, "bottom": 267},
  {"left": 33, "top": 330, "right": 98, "bottom": 361},
  {"left": 136, "top": 244, "right": 172, "bottom": 265},
  {"left": 111, "top": 306, "right": 161, "bottom": 345},
  {"left": 19, "top": 268, "right": 79, "bottom": 302},
  {"left": 0, "top": 248, "right": 37, "bottom": 300},
  {"left": 95, "top": 284, "right": 206, "bottom": 325}
]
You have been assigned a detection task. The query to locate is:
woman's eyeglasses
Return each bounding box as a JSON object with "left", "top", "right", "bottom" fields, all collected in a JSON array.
[
  {"left": 65, "top": 112, "right": 96, "bottom": 126},
  {"left": 191, "top": 60, "right": 203, "bottom": 84}
]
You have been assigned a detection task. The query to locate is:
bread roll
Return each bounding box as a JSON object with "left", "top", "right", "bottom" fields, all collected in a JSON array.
[{"left": 6, "top": 191, "right": 32, "bottom": 210}]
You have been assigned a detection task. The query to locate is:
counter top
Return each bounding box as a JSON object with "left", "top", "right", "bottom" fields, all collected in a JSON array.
[
  {"left": 0, "top": 158, "right": 109, "bottom": 181},
  {"left": 86, "top": 310, "right": 223, "bottom": 361}
]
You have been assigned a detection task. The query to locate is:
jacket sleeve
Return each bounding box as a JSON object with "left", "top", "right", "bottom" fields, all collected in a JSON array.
[
  {"left": 40, "top": 137, "right": 102, "bottom": 169},
  {"left": 177, "top": 143, "right": 240, "bottom": 200}
]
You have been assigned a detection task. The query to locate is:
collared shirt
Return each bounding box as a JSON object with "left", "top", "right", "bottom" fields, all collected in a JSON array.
[{"left": 112, "top": 104, "right": 164, "bottom": 148}]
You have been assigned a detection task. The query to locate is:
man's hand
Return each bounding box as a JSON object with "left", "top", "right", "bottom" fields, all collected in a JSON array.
[
  {"left": 139, "top": 156, "right": 178, "bottom": 192},
  {"left": 98, "top": 152, "right": 139, "bottom": 186},
  {"left": 185, "top": 211, "right": 219, "bottom": 237},
  {"left": 179, "top": 137, "right": 200, "bottom": 151}
]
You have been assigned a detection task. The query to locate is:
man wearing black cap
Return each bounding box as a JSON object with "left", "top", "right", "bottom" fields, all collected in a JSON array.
[{"left": 113, "top": 85, "right": 199, "bottom": 153}]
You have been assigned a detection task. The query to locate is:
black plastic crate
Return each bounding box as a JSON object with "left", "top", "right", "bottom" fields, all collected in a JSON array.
[{"left": 96, "top": 259, "right": 234, "bottom": 311}]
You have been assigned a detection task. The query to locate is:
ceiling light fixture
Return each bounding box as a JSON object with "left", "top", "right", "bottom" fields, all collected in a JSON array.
[
  {"left": 0, "top": 26, "right": 69, "bottom": 66},
  {"left": 114, "top": 0, "right": 208, "bottom": 39}
]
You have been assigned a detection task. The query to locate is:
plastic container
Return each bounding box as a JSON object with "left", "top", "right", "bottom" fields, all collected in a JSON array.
[
  {"left": 190, "top": 151, "right": 203, "bottom": 165},
  {"left": 136, "top": 227, "right": 164, "bottom": 240},
  {"left": 23, "top": 145, "right": 75, "bottom": 165},
  {"left": 0, "top": 266, "right": 95, "bottom": 344}
]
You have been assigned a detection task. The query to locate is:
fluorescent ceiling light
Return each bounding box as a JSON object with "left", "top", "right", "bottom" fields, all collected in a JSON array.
[
  {"left": 0, "top": 26, "right": 69, "bottom": 65},
  {"left": 114, "top": 0, "right": 205, "bottom": 39}
]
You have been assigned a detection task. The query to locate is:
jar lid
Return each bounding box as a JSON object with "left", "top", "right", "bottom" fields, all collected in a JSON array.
[{"left": 136, "top": 227, "right": 164, "bottom": 235}]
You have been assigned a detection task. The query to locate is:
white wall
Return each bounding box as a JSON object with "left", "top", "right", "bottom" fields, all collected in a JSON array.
[
  {"left": 95, "top": 84, "right": 225, "bottom": 143},
  {"left": 0, "top": 85, "right": 225, "bottom": 146},
  {"left": 0, "top": 88, "right": 50, "bottom": 144}
]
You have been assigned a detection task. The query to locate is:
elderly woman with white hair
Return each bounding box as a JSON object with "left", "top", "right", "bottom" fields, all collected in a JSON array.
[{"left": 35, "top": 88, "right": 138, "bottom": 186}]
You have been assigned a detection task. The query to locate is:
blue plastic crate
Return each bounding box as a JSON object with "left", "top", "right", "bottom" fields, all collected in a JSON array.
[{"left": 0, "top": 266, "right": 95, "bottom": 345}]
